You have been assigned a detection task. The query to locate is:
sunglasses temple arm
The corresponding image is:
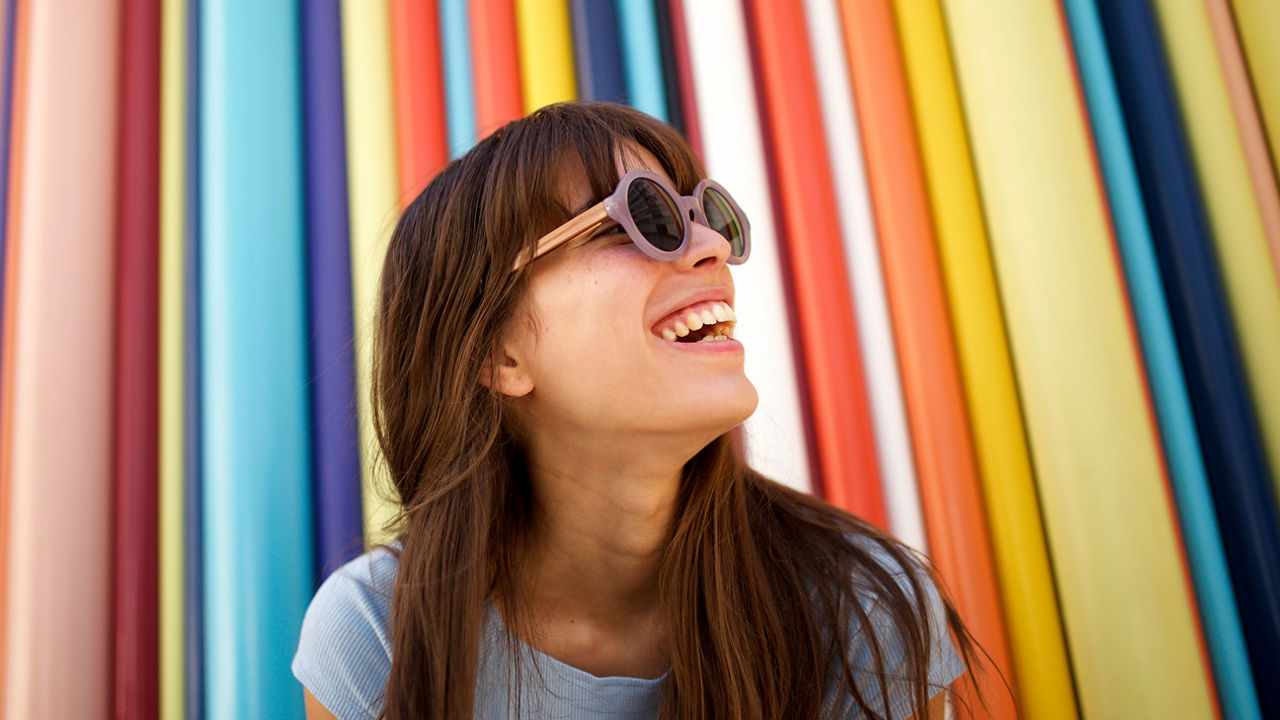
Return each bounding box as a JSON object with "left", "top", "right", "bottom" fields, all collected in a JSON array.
[{"left": 512, "top": 203, "right": 611, "bottom": 271}]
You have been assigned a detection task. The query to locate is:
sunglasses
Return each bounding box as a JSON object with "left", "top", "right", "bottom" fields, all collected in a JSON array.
[{"left": 512, "top": 168, "right": 751, "bottom": 271}]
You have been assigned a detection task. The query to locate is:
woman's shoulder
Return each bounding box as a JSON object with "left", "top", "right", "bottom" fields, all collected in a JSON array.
[
  {"left": 821, "top": 532, "right": 967, "bottom": 719},
  {"left": 291, "top": 543, "right": 402, "bottom": 720}
]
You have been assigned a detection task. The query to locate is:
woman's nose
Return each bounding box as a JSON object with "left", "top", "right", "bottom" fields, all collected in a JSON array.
[{"left": 675, "top": 215, "right": 732, "bottom": 271}]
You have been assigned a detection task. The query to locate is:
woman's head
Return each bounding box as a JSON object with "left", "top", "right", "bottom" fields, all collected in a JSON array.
[
  {"left": 372, "top": 101, "right": 986, "bottom": 720},
  {"left": 374, "top": 101, "right": 755, "bottom": 512}
]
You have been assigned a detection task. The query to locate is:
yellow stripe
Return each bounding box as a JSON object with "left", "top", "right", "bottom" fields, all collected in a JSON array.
[
  {"left": 159, "top": 0, "right": 186, "bottom": 716},
  {"left": 890, "top": 1, "right": 1077, "bottom": 716},
  {"left": 1152, "top": 0, "right": 1280, "bottom": 493},
  {"left": 341, "top": 0, "right": 401, "bottom": 546},
  {"left": 514, "top": 0, "right": 577, "bottom": 113},
  {"left": 939, "top": 0, "right": 1215, "bottom": 715},
  {"left": 1230, "top": 0, "right": 1280, "bottom": 190}
]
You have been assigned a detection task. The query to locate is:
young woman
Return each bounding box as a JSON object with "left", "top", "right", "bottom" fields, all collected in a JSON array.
[{"left": 292, "top": 101, "right": 980, "bottom": 720}]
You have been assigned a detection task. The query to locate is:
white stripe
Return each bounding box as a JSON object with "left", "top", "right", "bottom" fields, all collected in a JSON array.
[
  {"left": 682, "top": 0, "right": 812, "bottom": 492},
  {"left": 801, "top": 0, "right": 927, "bottom": 550}
]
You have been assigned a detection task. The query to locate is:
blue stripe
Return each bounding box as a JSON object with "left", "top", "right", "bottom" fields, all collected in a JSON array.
[
  {"left": 570, "top": 0, "right": 627, "bottom": 104},
  {"left": 200, "top": 1, "right": 315, "bottom": 717},
  {"left": 1063, "top": 1, "right": 1262, "bottom": 718},
  {"left": 440, "top": 0, "right": 477, "bottom": 158},
  {"left": 301, "top": 0, "right": 362, "bottom": 580},
  {"left": 1096, "top": 1, "right": 1280, "bottom": 715},
  {"left": 616, "top": 0, "right": 668, "bottom": 122}
]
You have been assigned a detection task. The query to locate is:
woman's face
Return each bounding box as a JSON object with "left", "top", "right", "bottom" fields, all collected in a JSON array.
[{"left": 500, "top": 147, "right": 759, "bottom": 452}]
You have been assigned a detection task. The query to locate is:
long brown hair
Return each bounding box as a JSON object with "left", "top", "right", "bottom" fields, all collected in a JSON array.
[{"left": 371, "top": 101, "right": 984, "bottom": 719}]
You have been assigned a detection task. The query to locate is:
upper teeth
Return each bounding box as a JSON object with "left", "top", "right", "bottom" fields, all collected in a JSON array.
[{"left": 660, "top": 301, "right": 737, "bottom": 341}]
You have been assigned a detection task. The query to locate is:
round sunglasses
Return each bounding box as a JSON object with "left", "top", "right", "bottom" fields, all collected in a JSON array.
[{"left": 512, "top": 168, "right": 751, "bottom": 271}]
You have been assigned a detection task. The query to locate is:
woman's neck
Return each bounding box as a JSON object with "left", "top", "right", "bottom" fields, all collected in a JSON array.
[{"left": 520, "top": 456, "right": 682, "bottom": 622}]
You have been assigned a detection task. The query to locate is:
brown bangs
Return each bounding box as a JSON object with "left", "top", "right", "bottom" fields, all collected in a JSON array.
[{"left": 477, "top": 102, "right": 706, "bottom": 269}]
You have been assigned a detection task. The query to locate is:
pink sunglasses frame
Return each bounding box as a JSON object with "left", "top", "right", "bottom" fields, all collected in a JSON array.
[{"left": 512, "top": 168, "right": 752, "bottom": 271}]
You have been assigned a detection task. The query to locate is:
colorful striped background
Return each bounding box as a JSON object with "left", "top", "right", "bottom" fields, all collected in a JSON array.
[{"left": 1, "top": 0, "right": 1277, "bottom": 718}]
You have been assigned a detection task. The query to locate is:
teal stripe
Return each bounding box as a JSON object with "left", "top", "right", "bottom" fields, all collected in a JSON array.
[
  {"left": 616, "top": 0, "right": 668, "bottom": 122},
  {"left": 1062, "top": 2, "right": 1262, "bottom": 718},
  {"left": 200, "top": 1, "right": 315, "bottom": 718},
  {"left": 441, "top": 0, "right": 477, "bottom": 158}
]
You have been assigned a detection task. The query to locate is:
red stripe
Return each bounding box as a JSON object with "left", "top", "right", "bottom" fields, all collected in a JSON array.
[
  {"left": 469, "top": 0, "right": 524, "bottom": 136},
  {"left": 390, "top": 0, "right": 449, "bottom": 203},
  {"left": 114, "top": 0, "right": 161, "bottom": 717},
  {"left": 740, "top": 0, "right": 885, "bottom": 526}
]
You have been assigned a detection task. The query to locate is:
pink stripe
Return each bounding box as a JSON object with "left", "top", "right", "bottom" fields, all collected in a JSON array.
[
  {"left": 4, "top": 1, "right": 118, "bottom": 716},
  {"left": 1206, "top": 0, "right": 1280, "bottom": 288}
]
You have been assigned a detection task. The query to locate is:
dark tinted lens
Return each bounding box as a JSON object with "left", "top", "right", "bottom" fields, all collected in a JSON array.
[
  {"left": 701, "top": 187, "right": 746, "bottom": 258},
  {"left": 627, "top": 178, "right": 684, "bottom": 252}
]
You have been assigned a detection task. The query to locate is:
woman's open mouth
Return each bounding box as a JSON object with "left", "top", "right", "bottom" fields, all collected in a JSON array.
[{"left": 653, "top": 301, "right": 737, "bottom": 343}]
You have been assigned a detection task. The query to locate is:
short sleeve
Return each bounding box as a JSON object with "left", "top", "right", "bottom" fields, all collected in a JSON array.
[
  {"left": 823, "top": 539, "right": 967, "bottom": 720},
  {"left": 292, "top": 546, "right": 400, "bottom": 720}
]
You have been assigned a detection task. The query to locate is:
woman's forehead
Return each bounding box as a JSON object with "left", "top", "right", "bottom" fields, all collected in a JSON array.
[{"left": 560, "top": 143, "right": 675, "bottom": 211}]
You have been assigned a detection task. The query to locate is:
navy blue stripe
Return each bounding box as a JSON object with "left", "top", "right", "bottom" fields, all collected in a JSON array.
[
  {"left": 1096, "top": 1, "right": 1280, "bottom": 714},
  {"left": 570, "top": 0, "right": 627, "bottom": 104},
  {"left": 301, "top": 0, "right": 363, "bottom": 581}
]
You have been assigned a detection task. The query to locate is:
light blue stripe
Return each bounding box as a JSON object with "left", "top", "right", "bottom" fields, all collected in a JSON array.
[
  {"left": 441, "top": 0, "right": 477, "bottom": 158},
  {"left": 200, "top": 1, "right": 315, "bottom": 718},
  {"left": 616, "top": 0, "right": 668, "bottom": 122},
  {"left": 1062, "top": 2, "right": 1262, "bottom": 718}
]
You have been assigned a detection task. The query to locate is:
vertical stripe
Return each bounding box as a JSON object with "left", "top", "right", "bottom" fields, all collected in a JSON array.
[
  {"left": 514, "top": 0, "right": 576, "bottom": 112},
  {"left": 650, "top": 0, "right": 685, "bottom": 137},
  {"left": 303, "top": 0, "right": 363, "bottom": 580},
  {"left": 4, "top": 0, "right": 118, "bottom": 716},
  {"left": 835, "top": 2, "right": 1013, "bottom": 714},
  {"left": 1205, "top": 0, "right": 1280, "bottom": 288},
  {"left": 200, "top": 1, "right": 313, "bottom": 717},
  {"left": 1149, "top": 0, "right": 1280, "bottom": 497},
  {"left": 159, "top": 0, "right": 188, "bottom": 716},
  {"left": 0, "top": 0, "right": 11, "bottom": 339},
  {"left": 741, "top": 0, "right": 885, "bottom": 518},
  {"left": 1228, "top": 0, "right": 1280, "bottom": 178},
  {"left": 341, "top": 0, "right": 401, "bottom": 547},
  {"left": 893, "top": 0, "right": 1076, "bottom": 714},
  {"left": 1064, "top": 0, "right": 1261, "bottom": 716},
  {"left": 1097, "top": 1, "right": 1280, "bottom": 714},
  {"left": 182, "top": 0, "right": 204, "bottom": 715},
  {"left": 389, "top": 0, "right": 448, "bottom": 200},
  {"left": 469, "top": 0, "right": 523, "bottom": 136},
  {"left": 0, "top": 0, "right": 26, "bottom": 707},
  {"left": 569, "top": 0, "right": 627, "bottom": 104},
  {"left": 941, "top": 0, "right": 1216, "bottom": 715},
  {"left": 663, "top": 0, "right": 700, "bottom": 158},
  {"left": 440, "top": 0, "right": 477, "bottom": 157},
  {"left": 115, "top": 0, "right": 162, "bottom": 716},
  {"left": 680, "top": 0, "right": 810, "bottom": 493},
  {"left": 800, "top": 0, "right": 923, "bottom": 550},
  {"left": 616, "top": 0, "right": 668, "bottom": 122}
]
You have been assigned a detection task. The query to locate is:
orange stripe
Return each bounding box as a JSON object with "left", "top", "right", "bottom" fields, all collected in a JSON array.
[
  {"left": 835, "top": 0, "right": 1015, "bottom": 715},
  {"left": 469, "top": 0, "right": 523, "bottom": 135},
  {"left": 741, "top": 0, "right": 885, "bottom": 525},
  {"left": 389, "top": 0, "right": 448, "bottom": 204}
]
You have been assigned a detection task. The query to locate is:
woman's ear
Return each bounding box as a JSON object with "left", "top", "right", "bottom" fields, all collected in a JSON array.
[{"left": 479, "top": 342, "right": 534, "bottom": 397}]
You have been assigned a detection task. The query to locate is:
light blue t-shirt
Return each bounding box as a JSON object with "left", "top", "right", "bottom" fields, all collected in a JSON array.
[{"left": 292, "top": 540, "right": 965, "bottom": 719}]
